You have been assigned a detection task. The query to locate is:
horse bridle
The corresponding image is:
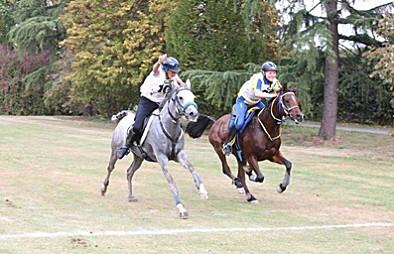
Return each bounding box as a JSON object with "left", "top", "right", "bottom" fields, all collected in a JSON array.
[
  {"left": 257, "top": 91, "right": 299, "bottom": 141},
  {"left": 159, "top": 88, "right": 198, "bottom": 157},
  {"left": 168, "top": 88, "right": 198, "bottom": 123},
  {"left": 272, "top": 91, "right": 299, "bottom": 124}
]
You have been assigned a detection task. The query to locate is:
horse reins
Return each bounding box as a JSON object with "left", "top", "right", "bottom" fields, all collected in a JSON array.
[
  {"left": 159, "top": 88, "right": 197, "bottom": 158},
  {"left": 257, "top": 92, "right": 298, "bottom": 141}
]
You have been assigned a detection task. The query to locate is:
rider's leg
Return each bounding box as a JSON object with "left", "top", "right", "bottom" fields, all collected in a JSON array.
[
  {"left": 117, "top": 97, "right": 158, "bottom": 159},
  {"left": 222, "top": 126, "right": 237, "bottom": 155},
  {"left": 132, "top": 96, "right": 159, "bottom": 144},
  {"left": 222, "top": 97, "right": 247, "bottom": 155}
]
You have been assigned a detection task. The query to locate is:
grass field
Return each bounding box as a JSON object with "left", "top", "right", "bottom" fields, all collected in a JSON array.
[{"left": 0, "top": 116, "right": 393, "bottom": 253}]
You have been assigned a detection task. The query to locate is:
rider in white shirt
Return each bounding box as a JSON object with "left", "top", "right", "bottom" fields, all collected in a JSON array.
[{"left": 117, "top": 54, "right": 184, "bottom": 159}]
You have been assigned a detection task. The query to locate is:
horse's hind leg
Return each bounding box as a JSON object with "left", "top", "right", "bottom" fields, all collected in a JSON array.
[
  {"left": 271, "top": 151, "right": 292, "bottom": 193},
  {"left": 177, "top": 150, "right": 208, "bottom": 199},
  {"left": 127, "top": 154, "right": 144, "bottom": 202},
  {"left": 101, "top": 149, "right": 118, "bottom": 196},
  {"left": 212, "top": 144, "right": 242, "bottom": 189},
  {"left": 157, "top": 154, "right": 188, "bottom": 219}
]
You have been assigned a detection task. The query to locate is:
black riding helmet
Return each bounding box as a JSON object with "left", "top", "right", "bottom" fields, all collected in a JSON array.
[{"left": 261, "top": 61, "right": 278, "bottom": 73}]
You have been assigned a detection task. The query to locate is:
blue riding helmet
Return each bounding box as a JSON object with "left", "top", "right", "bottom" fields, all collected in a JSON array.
[
  {"left": 162, "top": 57, "right": 180, "bottom": 73},
  {"left": 261, "top": 61, "right": 278, "bottom": 73}
]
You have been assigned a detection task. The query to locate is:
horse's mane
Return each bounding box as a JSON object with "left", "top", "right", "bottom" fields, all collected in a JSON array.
[
  {"left": 260, "top": 86, "right": 298, "bottom": 115},
  {"left": 159, "top": 85, "right": 191, "bottom": 110}
]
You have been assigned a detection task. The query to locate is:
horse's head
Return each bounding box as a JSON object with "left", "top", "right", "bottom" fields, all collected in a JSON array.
[
  {"left": 277, "top": 88, "right": 304, "bottom": 124},
  {"left": 172, "top": 79, "right": 199, "bottom": 122}
]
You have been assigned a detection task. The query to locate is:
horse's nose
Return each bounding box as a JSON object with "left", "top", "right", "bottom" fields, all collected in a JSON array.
[
  {"left": 188, "top": 110, "right": 199, "bottom": 122},
  {"left": 296, "top": 113, "right": 304, "bottom": 123}
]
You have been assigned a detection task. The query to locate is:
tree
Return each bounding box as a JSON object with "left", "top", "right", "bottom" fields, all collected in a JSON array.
[
  {"left": 0, "top": 0, "right": 66, "bottom": 115},
  {"left": 167, "top": 0, "right": 280, "bottom": 114},
  {"left": 167, "top": 0, "right": 279, "bottom": 71},
  {"left": 366, "top": 12, "right": 394, "bottom": 110},
  {"left": 0, "top": 0, "right": 15, "bottom": 43},
  {"left": 0, "top": 44, "right": 50, "bottom": 114},
  {"left": 7, "top": 0, "right": 66, "bottom": 53},
  {"left": 279, "top": 0, "right": 394, "bottom": 139},
  {"left": 61, "top": 0, "right": 175, "bottom": 116}
]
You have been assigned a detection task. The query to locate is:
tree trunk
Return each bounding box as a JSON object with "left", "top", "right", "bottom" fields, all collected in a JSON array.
[{"left": 319, "top": 0, "right": 339, "bottom": 140}]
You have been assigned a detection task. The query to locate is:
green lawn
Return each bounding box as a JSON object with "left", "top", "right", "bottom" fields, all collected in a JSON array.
[{"left": 0, "top": 116, "right": 393, "bottom": 253}]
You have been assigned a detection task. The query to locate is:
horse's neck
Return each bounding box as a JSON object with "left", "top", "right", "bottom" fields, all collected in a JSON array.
[
  {"left": 160, "top": 100, "right": 181, "bottom": 134},
  {"left": 258, "top": 100, "right": 281, "bottom": 132}
]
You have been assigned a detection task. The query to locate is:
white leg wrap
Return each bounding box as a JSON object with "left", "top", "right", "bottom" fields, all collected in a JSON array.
[{"left": 198, "top": 184, "right": 208, "bottom": 199}]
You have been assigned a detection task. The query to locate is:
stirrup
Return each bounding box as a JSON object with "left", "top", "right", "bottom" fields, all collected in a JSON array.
[
  {"left": 136, "top": 145, "right": 147, "bottom": 159},
  {"left": 222, "top": 144, "right": 232, "bottom": 156}
]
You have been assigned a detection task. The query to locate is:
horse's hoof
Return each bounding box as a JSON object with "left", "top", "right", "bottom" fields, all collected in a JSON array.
[
  {"left": 198, "top": 184, "right": 208, "bottom": 199},
  {"left": 236, "top": 188, "right": 245, "bottom": 194},
  {"left": 128, "top": 195, "right": 138, "bottom": 202},
  {"left": 247, "top": 195, "right": 257, "bottom": 203},
  {"left": 249, "top": 174, "right": 264, "bottom": 183},
  {"left": 179, "top": 211, "right": 189, "bottom": 219},
  {"left": 100, "top": 186, "right": 107, "bottom": 196},
  {"left": 276, "top": 184, "right": 287, "bottom": 193},
  {"left": 176, "top": 203, "right": 188, "bottom": 219},
  {"left": 233, "top": 178, "right": 243, "bottom": 188},
  {"left": 199, "top": 192, "right": 209, "bottom": 200}
]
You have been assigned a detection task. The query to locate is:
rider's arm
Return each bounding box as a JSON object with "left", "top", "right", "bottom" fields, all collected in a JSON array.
[
  {"left": 174, "top": 74, "right": 185, "bottom": 88},
  {"left": 254, "top": 89, "right": 278, "bottom": 99},
  {"left": 153, "top": 54, "right": 167, "bottom": 76},
  {"left": 251, "top": 77, "right": 278, "bottom": 99}
]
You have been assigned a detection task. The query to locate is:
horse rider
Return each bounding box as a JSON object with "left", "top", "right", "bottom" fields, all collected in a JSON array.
[
  {"left": 222, "top": 61, "right": 282, "bottom": 155},
  {"left": 117, "top": 54, "right": 185, "bottom": 159}
]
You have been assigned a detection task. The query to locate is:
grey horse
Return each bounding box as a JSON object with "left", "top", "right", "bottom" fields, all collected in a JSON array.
[{"left": 101, "top": 80, "right": 208, "bottom": 218}]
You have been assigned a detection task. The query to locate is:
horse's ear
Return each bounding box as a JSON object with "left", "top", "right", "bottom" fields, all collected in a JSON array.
[
  {"left": 185, "top": 79, "right": 192, "bottom": 89},
  {"left": 282, "top": 83, "right": 288, "bottom": 92}
]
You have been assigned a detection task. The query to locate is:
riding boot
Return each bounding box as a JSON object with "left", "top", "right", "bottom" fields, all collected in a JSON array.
[
  {"left": 126, "top": 129, "right": 141, "bottom": 147},
  {"left": 222, "top": 127, "right": 237, "bottom": 155},
  {"left": 116, "top": 130, "right": 140, "bottom": 160}
]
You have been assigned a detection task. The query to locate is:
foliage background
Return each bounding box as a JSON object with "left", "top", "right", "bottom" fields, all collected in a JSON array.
[{"left": 0, "top": 0, "right": 393, "bottom": 124}]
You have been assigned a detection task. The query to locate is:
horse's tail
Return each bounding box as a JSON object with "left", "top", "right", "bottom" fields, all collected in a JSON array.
[
  {"left": 111, "top": 110, "right": 132, "bottom": 124},
  {"left": 185, "top": 114, "right": 215, "bottom": 138}
]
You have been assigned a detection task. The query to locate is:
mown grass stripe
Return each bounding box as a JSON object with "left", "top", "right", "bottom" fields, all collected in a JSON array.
[{"left": 1, "top": 222, "right": 393, "bottom": 240}]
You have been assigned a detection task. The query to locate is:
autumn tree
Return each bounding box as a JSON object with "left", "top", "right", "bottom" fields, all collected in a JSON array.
[{"left": 61, "top": 0, "right": 175, "bottom": 116}]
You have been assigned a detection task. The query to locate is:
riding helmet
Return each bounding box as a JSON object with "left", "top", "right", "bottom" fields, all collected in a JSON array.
[
  {"left": 261, "top": 61, "right": 278, "bottom": 73},
  {"left": 162, "top": 57, "right": 180, "bottom": 73}
]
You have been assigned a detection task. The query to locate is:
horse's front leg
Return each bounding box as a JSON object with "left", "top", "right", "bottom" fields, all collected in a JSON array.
[
  {"left": 156, "top": 154, "right": 188, "bottom": 219},
  {"left": 177, "top": 150, "right": 208, "bottom": 200},
  {"left": 271, "top": 151, "right": 292, "bottom": 193},
  {"left": 245, "top": 155, "right": 265, "bottom": 183},
  {"left": 237, "top": 160, "right": 257, "bottom": 203}
]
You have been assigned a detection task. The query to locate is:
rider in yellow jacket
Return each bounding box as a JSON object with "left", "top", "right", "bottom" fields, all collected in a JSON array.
[{"left": 222, "top": 61, "right": 282, "bottom": 155}]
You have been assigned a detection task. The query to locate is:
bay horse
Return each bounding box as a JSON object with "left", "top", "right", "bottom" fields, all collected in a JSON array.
[
  {"left": 208, "top": 88, "right": 304, "bottom": 202},
  {"left": 101, "top": 81, "right": 208, "bottom": 218}
]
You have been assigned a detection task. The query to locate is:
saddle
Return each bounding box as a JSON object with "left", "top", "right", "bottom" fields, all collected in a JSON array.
[
  {"left": 127, "top": 109, "right": 160, "bottom": 162},
  {"left": 229, "top": 106, "right": 261, "bottom": 162}
]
